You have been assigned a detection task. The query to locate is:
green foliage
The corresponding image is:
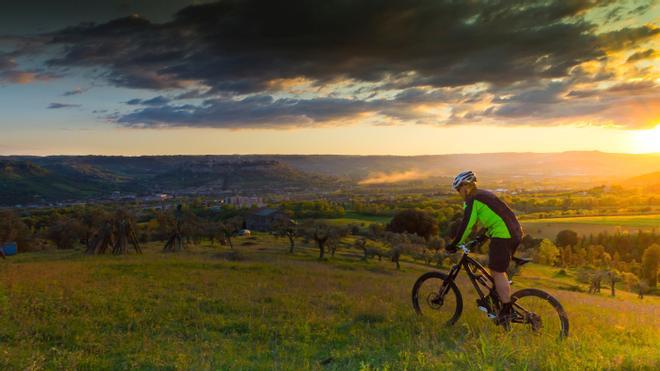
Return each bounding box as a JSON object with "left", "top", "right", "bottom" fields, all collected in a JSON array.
[
  {"left": 280, "top": 200, "right": 345, "bottom": 219},
  {"left": 387, "top": 209, "right": 439, "bottom": 240},
  {"left": 44, "top": 215, "right": 84, "bottom": 250},
  {"left": 555, "top": 229, "right": 578, "bottom": 247},
  {"left": 641, "top": 244, "right": 660, "bottom": 287},
  {"left": 534, "top": 239, "right": 560, "bottom": 266},
  {"left": 0, "top": 210, "right": 31, "bottom": 251}
]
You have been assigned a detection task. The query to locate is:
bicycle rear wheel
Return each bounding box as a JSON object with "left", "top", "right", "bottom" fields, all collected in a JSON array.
[
  {"left": 510, "top": 288, "right": 569, "bottom": 339},
  {"left": 412, "top": 271, "right": 463, "bottom": 326}
]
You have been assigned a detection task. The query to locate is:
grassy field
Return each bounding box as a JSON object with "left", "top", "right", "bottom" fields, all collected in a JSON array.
[
  {"left": 522, "top": 214, "right": 660, "bottom": 239},
  {"left": 319, "top": 212, "right": 392, "bottom": 226},
  {"left": 0, "top": 235, "right": 658, "bottom": 369}
]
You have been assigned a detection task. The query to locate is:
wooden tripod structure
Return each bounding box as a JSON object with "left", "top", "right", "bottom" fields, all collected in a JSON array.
[
  {"left": 86, "top": 211, "right": 142, "bottom": 255},
  {"left": 163, "top": 204, "right": 185, "bottom": 252}
]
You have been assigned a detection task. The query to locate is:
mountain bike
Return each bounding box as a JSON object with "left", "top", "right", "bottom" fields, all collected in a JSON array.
[{"left": 412, "top": 234, "right": 569, "bottom": 338}]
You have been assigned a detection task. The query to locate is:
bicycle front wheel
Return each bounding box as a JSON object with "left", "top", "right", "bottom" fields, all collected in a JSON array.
[
  {"left": 511, "top": 288, "right": 569, "bottom": 339},
  {"left": 412, "top": 271, "right": 463, "bottom": 326}
]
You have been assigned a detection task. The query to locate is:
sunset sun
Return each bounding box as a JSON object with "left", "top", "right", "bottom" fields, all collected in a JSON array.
[{"left": 631, "top": 125, "right": 660, "bottom": 153}]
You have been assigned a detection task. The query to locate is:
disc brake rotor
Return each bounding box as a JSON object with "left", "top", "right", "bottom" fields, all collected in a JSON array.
[{"left": 426, "top": 292, "right": 443, "bottom": 309}]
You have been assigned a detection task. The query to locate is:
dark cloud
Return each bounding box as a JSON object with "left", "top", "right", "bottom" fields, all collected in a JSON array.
[
  {"left": 626, "top": 48, "right": 655, "bottom": 63},
  {"left": 62, "top": 87, "right": 89, "bottom": 96},
  {"left": 568, "top": 81, "right": 657, "bottom": 98},
  {"left": 4, "top": 0, "right": 656, "bottom": 129},
  {"left": 124, "top": 96, "right": 170, "bottom": 106},
  {"left": 598, "top": 25, "right": 659, "bottom": 51},
  {"left": 117, "top": 95, "right": 379, "bottom": 128},
  {"left": 47, "top": 102, "right": 81, "bottom": 109},
  {"left": 39, "top": 0, "right": 626, "bottom": 94}
]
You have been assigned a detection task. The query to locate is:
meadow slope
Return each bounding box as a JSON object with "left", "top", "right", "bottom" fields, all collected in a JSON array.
[{"left": 0, "top": 237, "right": 657, "bottom": 369}]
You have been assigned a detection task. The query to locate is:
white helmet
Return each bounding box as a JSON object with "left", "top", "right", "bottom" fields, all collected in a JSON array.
[{"left": 452, "top": 171, "right": 477, "bottom": 190}]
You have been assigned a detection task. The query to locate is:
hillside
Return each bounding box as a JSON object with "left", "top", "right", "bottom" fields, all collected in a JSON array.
[
  {"left": 0, "top": 158, "right": 340, "bottom": 205},
  {"left": 2, "top": 152, "right": 659, "bottom": 205},
  {"left": 0, "top": 237, "right": 657, "bottom": 369},
  {"left": 0, "top": 160, "right": 126, "bottom": 205},
  {"left": 271, "top": 152, "right": 660, "bottom": 179},
  {"left": 627, "top": 171, "right": 660, "bottom": 192}
]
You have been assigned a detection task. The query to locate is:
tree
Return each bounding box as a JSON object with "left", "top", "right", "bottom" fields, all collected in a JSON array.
[
  {"left": 219, "top": 216, "right": 244, "bottom": 249},
  {"left": 77, "top": 207, "right": 109, "bottom": 247},
  {"left": 273, "top": 218, "right": 298, "bottom": 253},
  {"left": 641, "top": 243, "right": 660, "bottom": 287},
  {"left": 555, "top": 229, "right": 578, "bottom": 248},
  {"left": 636, "top": 279, "right": 649, "bottom": 299},
  {"left": 607, "top": 270, "right": 620, "bottom": 297},
  {"left": 521, "top": 234, "right": 542, "bottom": 251},
  {"left": 0, "top": 210, "right": 31, "bottom": 255},
  {"left": 534, "top": 239, "right": 560, "bottom": 266},
  {"left": 427, "top": 237, "right": 445, "bottom": 253},
  {"left": 45, "top": 216, "right": 83, "bottom": 249},
  {"left": 387, "top": 209, "right": 438, "bottom": 241},
  {"left": 163, "top": 205, "right": 186, "bottom": 252},
  {"left": 303, "top": 222, "right": 330, "bottom": 259},
  {"left": 382, "top": 231, "right": 408, "bottom": 270},
  {"left": 354, "top": 238, "right": 369, "bottom": 261}
]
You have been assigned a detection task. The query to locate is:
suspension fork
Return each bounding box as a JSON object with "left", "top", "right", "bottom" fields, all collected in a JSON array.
[{"left": 438, "top": 254, "right": 465, "bottom": 297}]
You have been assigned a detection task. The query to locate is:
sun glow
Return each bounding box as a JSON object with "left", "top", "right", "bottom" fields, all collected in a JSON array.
[{"left": 630, "top": 125, "right": 660, "bottom": 153}]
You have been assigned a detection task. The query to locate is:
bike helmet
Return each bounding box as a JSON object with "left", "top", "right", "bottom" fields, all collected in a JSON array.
[{"left": 452, "top": 170, "right": 477, "bottom": 190}]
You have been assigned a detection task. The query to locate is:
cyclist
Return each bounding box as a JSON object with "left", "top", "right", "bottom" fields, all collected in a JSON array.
[{"left": 446, "top": 171, "right": 523, "bottom": 325}]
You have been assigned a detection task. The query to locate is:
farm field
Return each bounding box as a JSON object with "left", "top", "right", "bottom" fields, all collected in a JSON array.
[
  {"left": 522, "top": 214, "right": 660, "bottom": 239},
  {"left": 0, "top": 235, "right": 657, "bottom": 369},
  {"left": 319, "top": 211, "right": 392, "bottom": 226}
]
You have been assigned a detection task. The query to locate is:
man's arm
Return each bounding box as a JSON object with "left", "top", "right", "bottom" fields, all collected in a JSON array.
[{"left": 447, "top": 199, "right": 478, "bottom": 250}]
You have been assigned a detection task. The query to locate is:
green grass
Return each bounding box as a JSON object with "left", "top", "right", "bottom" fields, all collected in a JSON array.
[
  {"left": 522, "top": 214, "right": 660, "bottom": 239},
  {"left": 319, "top": 212, "right": 391, "bottom": 226},
  {"left": 524, "top": 214, "right": 660, "bottom": 227},
  {"left": 0, "top": 235, "right": 658, "bottom": 369}
]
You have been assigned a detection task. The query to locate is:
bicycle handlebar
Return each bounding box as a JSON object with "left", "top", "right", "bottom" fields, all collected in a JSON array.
[{"left": 455, "top": 233, "right": 490, "bottom": 254}]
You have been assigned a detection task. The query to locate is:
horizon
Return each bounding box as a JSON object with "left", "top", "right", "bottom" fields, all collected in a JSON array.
[{"left": 2, "top": 150, "right": 660, "bottom": 158}]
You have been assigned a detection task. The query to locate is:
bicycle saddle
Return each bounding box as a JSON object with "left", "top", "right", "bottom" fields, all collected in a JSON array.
[{"left": 512, "top": 256, "right": 532, "bottom": 266}]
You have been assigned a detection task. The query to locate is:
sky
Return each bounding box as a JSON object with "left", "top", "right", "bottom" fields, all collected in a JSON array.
[{"left": 0, "top": 0, "right": 658, "bottom": 155}]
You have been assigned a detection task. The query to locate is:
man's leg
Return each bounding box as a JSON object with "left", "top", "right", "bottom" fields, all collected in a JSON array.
[
  {"left": 488, "top": 238, "right": 514, "bottom": 327},
  {"left": 491, "top": 270, "right": 511, "bottom": 303}
]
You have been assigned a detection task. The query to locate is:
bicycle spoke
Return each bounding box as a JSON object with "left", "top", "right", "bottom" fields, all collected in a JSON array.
[
  {"left": 511, "top": 294, "right": 566, "bottom": 340},
  {"left": 413, "top": 272, "right": 462, "bottom": 326}
]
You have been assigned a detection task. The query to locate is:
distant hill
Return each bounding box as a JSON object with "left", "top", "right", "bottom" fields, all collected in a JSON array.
[
  {"left": 0, "top": 159, "right": 127, "bottom": 205},
  {"left": 0, "top": 157, "right": 340, "bottom": 206},
  {"left": 627, "top": 171, "right": 660, "bottom": 192},
  {"left": 268, "top": 152, "right": 660, "bottom": 179},
  {"left": 1, "top": 152, "right": 659, "bottom": 205}
]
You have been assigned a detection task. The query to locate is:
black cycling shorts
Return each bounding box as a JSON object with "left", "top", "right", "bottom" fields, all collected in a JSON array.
[{"left": 488, "top": 237, "right": 520, "bottom": 273}]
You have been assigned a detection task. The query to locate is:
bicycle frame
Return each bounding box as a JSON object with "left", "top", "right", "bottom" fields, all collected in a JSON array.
[
  {"left": 439, "top": 244, "right": 501, "bottom": 312},
  {"left": 437, "top": 241, "right": 536, "bottom": 325}
]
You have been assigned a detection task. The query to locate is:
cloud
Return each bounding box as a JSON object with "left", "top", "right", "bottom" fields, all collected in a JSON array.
[
  {"left": 47, "top": 102, "right": 81, "bottom": 109},
  {"left": 124, "top": 96, "right": 170, "bottom": 106},
  {"left": 40, "top": 1, "right": 622, "bottom": 93},
  {"left": 117, "top": 95, "right": 380, "bottom": 128},
  {"left": 627, "top": 48, "right": 655, "bottom": 63},
  {"left": 0, "top": 55, "right": 54, "bottom": 84},
  {"left": 62, "top": 87, "right": 89, "bottom": 96},
  {"left": 4, "top": 0, "right": 657, "bottom": 129},
  {"left": 598, "top": 25, "right": 659, "bottom": 51}
]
